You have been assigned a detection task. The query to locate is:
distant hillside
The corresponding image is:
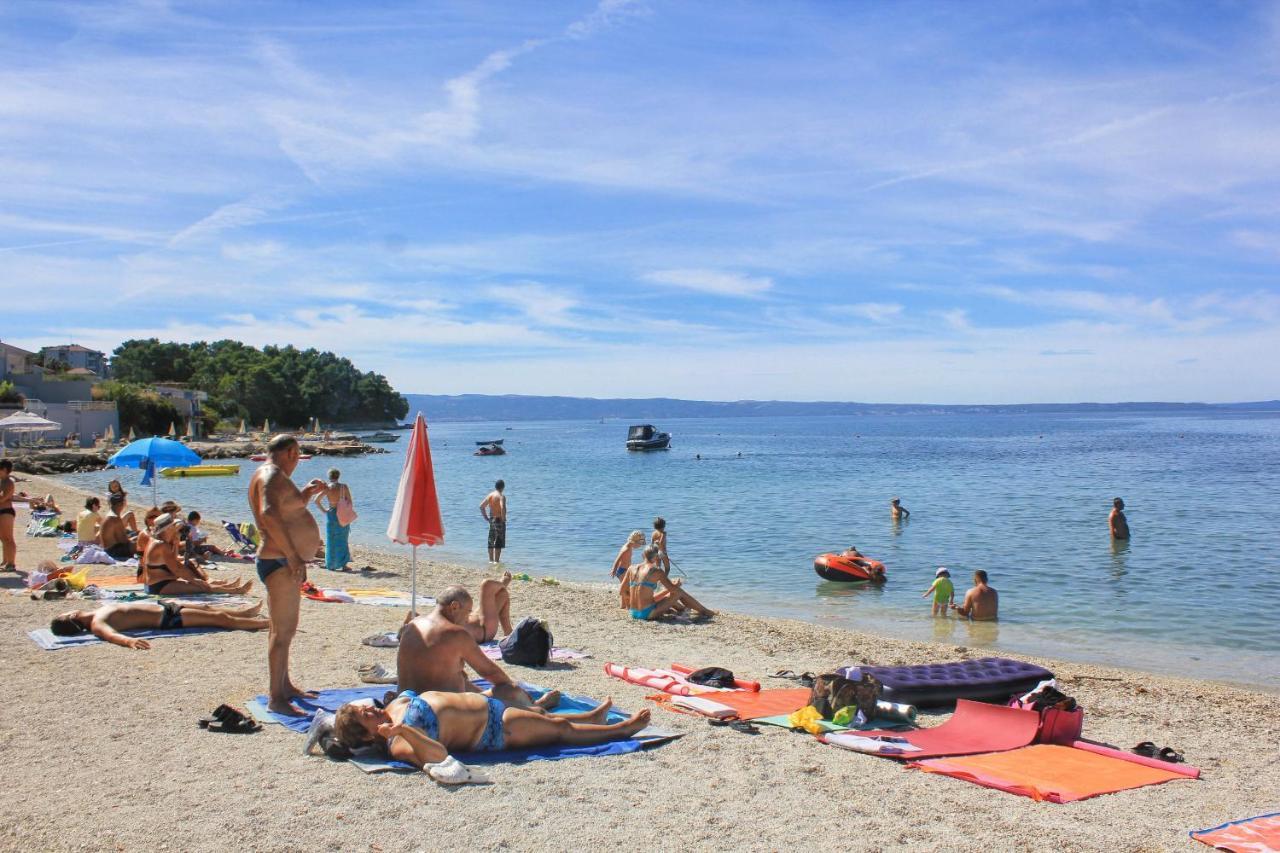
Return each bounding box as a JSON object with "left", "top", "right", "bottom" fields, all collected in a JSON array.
[{"left": 403, "top": 394, "right": 1280, "bottom": 422}]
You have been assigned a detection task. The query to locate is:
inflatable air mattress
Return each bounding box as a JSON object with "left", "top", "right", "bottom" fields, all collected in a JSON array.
[{"left": 840, "top": 657, "right": 1053, "bottom": 707}]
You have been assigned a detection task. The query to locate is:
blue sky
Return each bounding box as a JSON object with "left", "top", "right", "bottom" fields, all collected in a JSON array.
[{"left": 2, "top": 0, "right": 1279, "bottom": 403}]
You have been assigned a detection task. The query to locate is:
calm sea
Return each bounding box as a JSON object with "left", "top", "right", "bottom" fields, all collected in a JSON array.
[{"left": 60, "top": 412, "right": 1280, "bottom": 689}]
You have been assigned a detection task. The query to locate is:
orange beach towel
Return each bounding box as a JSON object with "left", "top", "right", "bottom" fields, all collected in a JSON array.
[{"left": 650, "top": 688, "right": 811, "bottom": 720}]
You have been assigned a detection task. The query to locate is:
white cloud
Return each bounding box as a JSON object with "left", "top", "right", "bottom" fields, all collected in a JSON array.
[{"left": 640, "top": 269, "right": 773, "bottom": 298}]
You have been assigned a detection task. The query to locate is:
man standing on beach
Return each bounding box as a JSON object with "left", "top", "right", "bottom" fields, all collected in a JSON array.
[
  {"left": 1109, "top": 497, "right": 1130, "bottom": 540},
  {"left": 480, "top": 479, "right": 507, "bottom": 563},
  {"left": 952, "top": 570, "right": 998, "bottom": 621},
  {"left": 249, "top": 434, "right": 326, "bottom": 716}
]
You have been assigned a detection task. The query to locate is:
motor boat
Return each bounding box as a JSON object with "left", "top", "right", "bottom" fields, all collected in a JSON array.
[
  {"left": 362, "top": 431, "right": 400, "bottom": 443},
  {"left": 813, "top": 551, "right": 887, "bottom": 582},
  {"left": 160, "top": 464, "right": 240, "bottom": 478},
  {"left": 626, "top": 424, "right": 671, "bottom": 451},
  {"left": 474, "top": 442, "right": 506, "bottom": 456}
]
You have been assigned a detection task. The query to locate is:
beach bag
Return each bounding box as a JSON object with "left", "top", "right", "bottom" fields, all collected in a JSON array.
[
  {"left": 499, "top": 617, "right": 552, "bottom": 667},
  {"left": 336, "top": 496, "right": 358, "bottom": 527},
  {"left": 1009, "top": 685, "right": 1083, "bottom": 745},
  {"left": 687, "top": 667, "right": 737, "bottom": 689},
  {"left": 808, "top": 672, "right": 882, "bottom": 721}
]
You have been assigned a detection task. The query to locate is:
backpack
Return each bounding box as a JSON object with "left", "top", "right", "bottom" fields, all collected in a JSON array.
[
  {"left": 808, "top": 672, "right": 882, "bottom": 721},
  {"left": 499, "top": 617, "right": 553, "bottom": 667}
]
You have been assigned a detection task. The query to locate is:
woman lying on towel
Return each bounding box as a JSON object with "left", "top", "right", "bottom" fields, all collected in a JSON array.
[
  {"left": 328, "top": 691, "right": 650, "bottom": 768},
  {"left": 623, "top": 545, "right": 714, "bottom": 621},
  {"left": 140, "top": 513, "right": 252, "bottom": 596}
]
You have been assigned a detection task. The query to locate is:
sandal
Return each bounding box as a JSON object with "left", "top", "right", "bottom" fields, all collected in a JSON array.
[
  {"left": 769, "top": 670, "right": 816, "bottom": 687},
  {"left": 729, "top": 721, "right": 760, "bottom": 735},
  {"left": 1132, "top": 741, "right": 1158, "bottom": 758},
  {"left": 1156, "top": 746, "right": 1184, "bottom": 763}
]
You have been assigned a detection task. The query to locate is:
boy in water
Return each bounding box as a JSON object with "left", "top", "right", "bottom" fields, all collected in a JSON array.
[
  {"left": 1109, "top": 497, "right": 1130, "bottom": 540},
  {"left": 921, "top": 567, "right": 954, "bottom": 616}
]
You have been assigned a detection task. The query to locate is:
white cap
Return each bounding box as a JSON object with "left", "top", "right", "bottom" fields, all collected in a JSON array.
[{"left": 935, "top": 566, "right": 949, "bottom": 577}]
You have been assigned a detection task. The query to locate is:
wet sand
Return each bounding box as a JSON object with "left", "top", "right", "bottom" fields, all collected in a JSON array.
[{"left": 0, "top": 475, "right": 1276, "bottom": 852}]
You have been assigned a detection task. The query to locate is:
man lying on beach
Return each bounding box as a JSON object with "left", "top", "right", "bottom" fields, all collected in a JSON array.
[
  {"left": 328, "top": 690, "right": 649, "bottom": 768},
  {"left": 397, "top": 586, "right": 558, "bottom": 712},
  {"left": 141, "top": 513, "right": 252, "bottom": 595},
  {"left": 952, "top": 570, "right": 998, "bottom": 621},
  {"left": 625, "top": 545, "right": 714, "bottom": 621},
  {"left": 49, "top": 600, "right": 269, "bottom": 650}
]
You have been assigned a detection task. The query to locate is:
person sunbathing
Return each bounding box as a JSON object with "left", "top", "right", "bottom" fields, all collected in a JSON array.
[
  {"left": 329, "top": 691, "right": 649, "bottom": 768},
  {"left": 140, "top": 513, "right": 252, "bottom": 595},
  {"left": 462, "top": 571, "right": 514, "bottom": 643},
  {"left": 624, "top": 545, "right": 714, "bottom": 621},
  {"left": 29, "top": 494, "right": 61, "bottom": 514},
  {"left": 49, "top": 600, "right": 269, "bottom": 650},
  {"left": 398, "top": 585, "right": 556, "bottom": 711}
]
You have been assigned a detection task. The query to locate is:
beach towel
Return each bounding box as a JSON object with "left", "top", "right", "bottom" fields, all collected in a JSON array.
[
  {"left": 753, "top": 714, "right": 914, "bottom": 733},
  {"left": 650, "top": 688, "right": 812, "bottom": 720},
  {"left": 248, "top": 683, "right": 681, "bottom": 770},
  {"left": 832, "top": 699, "right": 1040, "bottom": 760},
  {"left": 303, "top": 586, "right": 421, "bottom": 608},
  {"left": 28, "top": 626, "right": 224, "bottom": 650},
  {"left": 913, "top": 744, "right": 1192, "bottom": 803},
  {"left": 481, "top": 642, "right": 590, "bottom": 662},
  {"left": 1190, "top": 812, "right": 1280, "bottom": 852}
]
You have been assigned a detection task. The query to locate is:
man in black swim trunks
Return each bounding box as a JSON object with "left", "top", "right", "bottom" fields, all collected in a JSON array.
[
  {"left": 480, "top": 479, "right": 507, "bottom": 563},
  {"left": 49, "top": 600, "right": 268, "bottom": 650}
]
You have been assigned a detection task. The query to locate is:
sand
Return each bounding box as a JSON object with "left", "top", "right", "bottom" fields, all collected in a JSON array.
[{"left": 1, "top": 474, "right": 1276, "bottom": 852}]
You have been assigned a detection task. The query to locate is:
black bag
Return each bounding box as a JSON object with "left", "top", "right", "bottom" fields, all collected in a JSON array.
[
  {"left": 687, "top": 667, "right": 737, "bottom": 689},
  {"left": 499, "top": 616, "right": 553, "bottom": 667}
]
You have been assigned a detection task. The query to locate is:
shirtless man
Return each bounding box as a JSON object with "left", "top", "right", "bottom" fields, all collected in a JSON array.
[
  {"left": 464, "top": 572, "right": 514, "bottom": 643},
  {"left": 49, "top": 600, "right": 269, "bottom": 650},
  {"left": 480, "top": 479, "right": 507, "bottom": 563},
  {"left": 248, "top": 434, "right": 326, "bottom": 715},
  {"left": 890, "top": 497, "right": 910, "bottom": 521},
  {"left": 952, "top": 570, "right": 999, "bottom": 621},
  {"left": 397, "top": 586, "right": 556, "bottom": 711},
  {"left": 1109, "top": 497, "right": 1130, "bottom": 540}
]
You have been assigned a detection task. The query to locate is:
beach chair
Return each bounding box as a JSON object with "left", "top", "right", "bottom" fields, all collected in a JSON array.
[{"left": 222, "top": 521, "right": 260, "bottom": 555}]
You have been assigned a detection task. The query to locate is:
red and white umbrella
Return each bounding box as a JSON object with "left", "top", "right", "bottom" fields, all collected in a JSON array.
[{"left": 386, "top": 412, "right": 444, "bottom": 616}]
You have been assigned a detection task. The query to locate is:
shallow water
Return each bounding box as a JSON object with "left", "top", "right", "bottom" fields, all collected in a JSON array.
[{"left": 60, "top": 411, "right": 1280, "bottom": 689}]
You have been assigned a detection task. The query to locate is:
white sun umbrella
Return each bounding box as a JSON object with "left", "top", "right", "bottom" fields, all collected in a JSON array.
[
  {"left": 186, "top": 419, "right": 194, "bottom": 438},
  {"left": 0, "top": 411, "right": 61, "bottom": 457},
  {"left": 167, "top": 422, "right": 177, "bottom": 437},
  {"left": 127, "top": 426, "right": 136, "bottom": 441},
  {"left": 103, "top": 424, "right": 115, "bottom": 442},
  {"left": 238, "top": 418, "right": 247, "bottom": 435}
]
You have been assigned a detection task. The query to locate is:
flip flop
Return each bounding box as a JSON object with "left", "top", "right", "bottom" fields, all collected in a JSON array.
[
  {"left": 1156, "top": 746, "right": 1184, "bottom": 763},
  {"left": 729, "top": 721, "right": 760, "bottom": 735},
  {"left": 1132, "top": 741, "right": 1158, "bottom": 757}
]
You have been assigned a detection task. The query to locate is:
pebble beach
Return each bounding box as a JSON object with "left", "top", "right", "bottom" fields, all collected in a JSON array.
[{"left": 1, "top": 474, "right": 1277, "bottom": 852}]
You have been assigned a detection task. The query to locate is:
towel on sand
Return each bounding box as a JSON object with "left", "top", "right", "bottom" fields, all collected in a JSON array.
[
  {"left": 913, "top": 744, "right": 1192, "bottom": 803},
  {"left": 650, "top": 688, "right": 811, "bottom": 720},
  {"left": 249, "top": 682, "right": 680, "bottom": 770},
  {"left": 1190, "top": 812, "right": 1280, "bottom": 852},
  {"left": 29, "top": 626, "right": 222, "bottom": 650}
]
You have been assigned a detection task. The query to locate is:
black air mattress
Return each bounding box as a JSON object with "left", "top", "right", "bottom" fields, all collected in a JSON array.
[{"left": 839, "top": 657, "right": 1053, "bottom": 707}]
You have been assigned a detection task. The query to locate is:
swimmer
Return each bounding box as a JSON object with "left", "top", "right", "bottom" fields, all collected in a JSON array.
[
  {"left": 1109, "top": 497, "right": 1130, "bottom": 540},
  {"left": 952, "top": 570, "right": 998, "bottom": 621}
]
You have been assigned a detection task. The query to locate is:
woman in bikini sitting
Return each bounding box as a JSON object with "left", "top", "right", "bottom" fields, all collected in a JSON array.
[
  {"left": 106, "top": 480, "right": 139, "bottom": 534},
  {"left": 140, "top": 513, "right": 252, "bottom": 596},
  {"left": 624, "top": 544, "right": 714, "bottom": 621},
  {"left": 612, "top": 530, "right": 646, "bottom": 609},
  {"left": 0, "top": 460, "right": 16, "bottom": 572},
  {"left": 328, "top": 690, "right": 649, "bottom": 769}
]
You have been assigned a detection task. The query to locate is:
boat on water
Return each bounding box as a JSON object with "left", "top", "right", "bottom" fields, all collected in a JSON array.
[
  {"left": 474, "top": 439, "right": 504, "bottom": 446},
  {"left": 474, "top": 442, "right": 506, "bottom": 456},
  {"left": 160, "top": 464, "right": 240, "bottom": 478},
  {"left": 626, "top": 424, "right": 671, "bottom": 451},
  {"left": 362, "top": 431, "right": 400, "bottom": 443},
  {"left": 249, "top": 453, "right": 312, "bottom": 462},
  {"left": 813, "top": 551, "right": 887, "bottom": 583}
]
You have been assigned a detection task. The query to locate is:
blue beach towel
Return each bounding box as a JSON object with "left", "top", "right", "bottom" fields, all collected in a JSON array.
[
  {"left": 248, "top": 682, "right": 679, "bottom": 768},
  {"left": 28, "top": 626, "right": 223, "bottom": 650}
]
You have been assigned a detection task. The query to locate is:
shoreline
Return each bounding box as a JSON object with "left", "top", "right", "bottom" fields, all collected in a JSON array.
[
  {"left": 24, "top": 472, "right": 1280, "bottom": 696},
  {"left": 3, "top": 475, "right": 1279, "bottom": 850}
]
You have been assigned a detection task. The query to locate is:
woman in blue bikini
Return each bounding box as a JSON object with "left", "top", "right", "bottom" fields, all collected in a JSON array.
[
  {"left": 331, "top": 690, "right": 650, "bottom": 768},
  {"left": 625, "top": 545, "right": 714, "bottom": 621}
]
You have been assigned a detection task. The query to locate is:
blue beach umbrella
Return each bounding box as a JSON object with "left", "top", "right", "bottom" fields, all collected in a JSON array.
[{"left": 108, "top": 437, "right": 202, "bottom": 504}]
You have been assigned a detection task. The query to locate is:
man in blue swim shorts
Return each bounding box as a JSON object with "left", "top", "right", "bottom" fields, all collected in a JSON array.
[{"left": 248, "top": 434, "right": 327, "bottom": 716}]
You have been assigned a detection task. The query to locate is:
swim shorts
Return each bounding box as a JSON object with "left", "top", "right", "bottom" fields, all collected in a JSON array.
[
  {"left": 474, "top": 697, "right": 506, "bottom": 751},
  {"left": 158, "top": 600, "right": 184, "bottom": 630},
  {"left": 488, "top": 517, "right": 506, "bottom": 550},
  {"left": 256, "top": 557, "right": 288, "bottom": 583}
]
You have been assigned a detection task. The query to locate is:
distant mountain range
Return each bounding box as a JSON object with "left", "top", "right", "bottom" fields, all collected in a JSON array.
[{"left": 402, "top": 393, "right": 1280, "bottom": 422}]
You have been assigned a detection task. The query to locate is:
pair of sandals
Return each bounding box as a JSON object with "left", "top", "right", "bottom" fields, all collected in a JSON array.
[
  {"left": 31, "top": 578, "right": 70, "bottom": 600},
  {"left": 769, "top": 670, "right": 816, "bottom": 688},
  {"left": 199, "top": 704, "right": 262, "bottom": 734},
  {"left": 708, "top": 718, "right": 759, "bottom": 735},
  {"left": 1133, "top": 742, "right": 1184, "bottom": 763}
]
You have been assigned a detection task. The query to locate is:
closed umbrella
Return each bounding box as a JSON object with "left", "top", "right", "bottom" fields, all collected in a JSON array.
[
  {"left": 0, "top": 411, "right": 61, "bottom": 456},
  {"left": 186, "top": 419, "right": 194, "bottom": 439},
  {"left": 109, "top": 437, "right": 202, "bottom": 505},
  {"left": 262, "top": 419, "right": 270, "bottom": 435},
  {"left": 168, "top": 422, "right": 177, "bottom": 438},
  {"left": 103, "top": 424, "right": 115, "bottom": 443},
  {"left": 127, "top": 427, "right": 136, "bottom": 441},
  {"left": 238, "top": 419, "right": 247, "bottom": 435},
  {"left": 386, "top": 412, "right": 444, "bottom": 617}
]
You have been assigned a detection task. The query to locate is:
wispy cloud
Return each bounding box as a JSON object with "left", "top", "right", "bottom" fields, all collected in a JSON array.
[{"left": 640, "top": 269, "right": 772, "bottom": 298}]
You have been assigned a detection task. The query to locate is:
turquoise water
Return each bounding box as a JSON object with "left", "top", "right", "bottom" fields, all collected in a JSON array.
[{"left": 60, "top": 412, "right": 1280, "bottom": 689}]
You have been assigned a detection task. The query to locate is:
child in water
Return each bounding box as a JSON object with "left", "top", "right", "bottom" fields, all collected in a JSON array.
[{"left": 921, "top": 567, "right": 954, "bottom": 616}]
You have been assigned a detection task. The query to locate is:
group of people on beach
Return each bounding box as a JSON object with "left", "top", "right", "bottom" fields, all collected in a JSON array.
[{"left": 610, "top": 519, "right": 714, "bottom": 621}]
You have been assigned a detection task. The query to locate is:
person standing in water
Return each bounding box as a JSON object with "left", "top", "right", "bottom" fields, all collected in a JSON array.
[
  {"left": 921, "top": 567, "right": 954, "bottom": 617},
  {"left": 952, "top": 570, "right": 998, "bottom": 621},
  {"left": 1109, "top": 497, "right": 1130, "bottom": 540},
  {"left": 890, "top": 497, "right": 910, "bottom": 521},
  {"left": 315, "top": 468, "right": 355, "bottom": 571},
  {"left": 249, "top": 434, "right": 326, "bottom": 716},
  {"left": 480, "top": 479, "right": 507, "bottom": 563}
]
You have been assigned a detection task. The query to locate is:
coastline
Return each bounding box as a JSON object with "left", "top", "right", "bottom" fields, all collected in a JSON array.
[{"left": 2, "top": 474, "right": 1278, "bottom": 850}]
